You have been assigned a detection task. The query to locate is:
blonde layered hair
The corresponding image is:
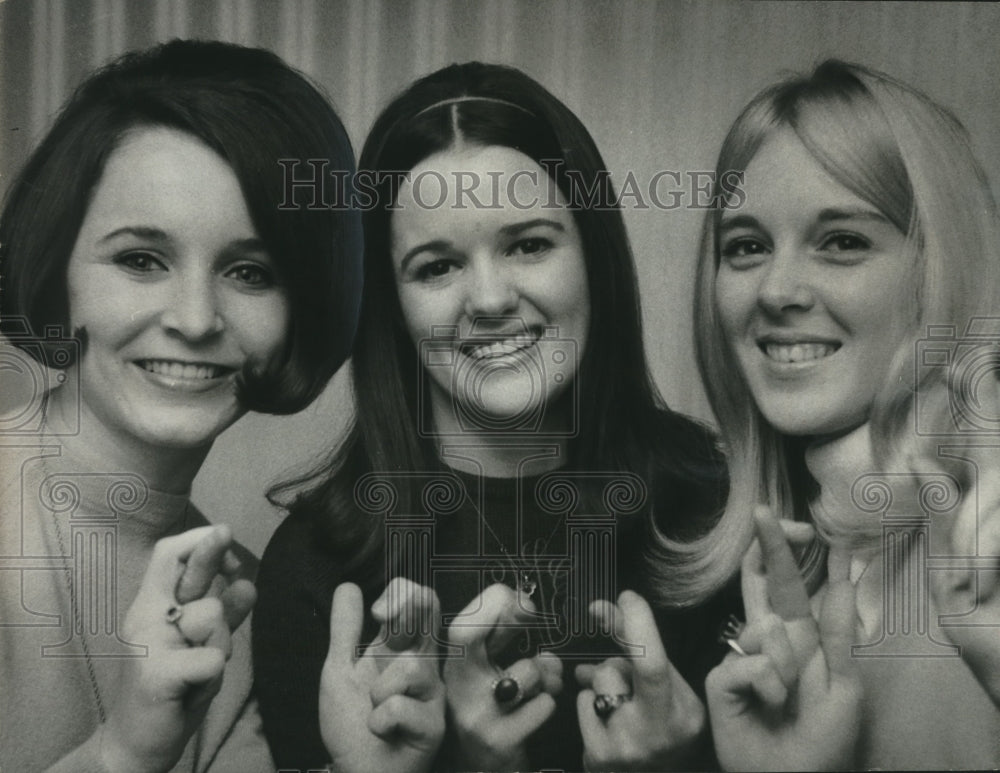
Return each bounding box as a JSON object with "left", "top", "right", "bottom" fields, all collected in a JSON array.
[{"left": 672, "top": 60, "right": 1000, "bottom": 598}]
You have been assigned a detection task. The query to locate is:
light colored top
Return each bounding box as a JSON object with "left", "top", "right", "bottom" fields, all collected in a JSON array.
[
  {"left": 0, "top": 439, "right": 274, "bottom": 773},
  {"left": 806, "top": 425, "right": 1000, "bottom": 769}
]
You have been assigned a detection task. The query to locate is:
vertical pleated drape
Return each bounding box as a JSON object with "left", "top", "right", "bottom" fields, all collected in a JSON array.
[{"left": 2, "top": 0, "right": 998, "bottom": 552}]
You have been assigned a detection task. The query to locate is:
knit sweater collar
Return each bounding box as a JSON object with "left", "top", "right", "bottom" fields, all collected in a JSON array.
[{"left": 38, "top": 430, "right": 191, "bottom": 540}]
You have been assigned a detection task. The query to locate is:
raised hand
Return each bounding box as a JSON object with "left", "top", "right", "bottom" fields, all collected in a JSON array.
[
  {"left": 443, "top": 583, "right": 563, "bottom": 772},
  {"left": 706, "top": 507, "right": 862, "bottom": 771},
  {"left": 173, "top": 523, "right": 255, "bottom": 628},
  {"left": 320, "top": 579, "right": 445, "bottom": 773},
  {"left": 932, "top": 463, "right": 1000, "bottom": 704},
  {"left": 575, "top": 590, "right": 705, "bottom": 771},
  {"left": 100, "top": 525, "right": 251, "bottom": 773}
]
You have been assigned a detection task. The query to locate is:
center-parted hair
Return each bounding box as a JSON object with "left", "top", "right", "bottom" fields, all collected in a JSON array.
[
  {"left": 272, "top": 61, "right": 726, "bottom": 607},
  {"left": 0, "top": 39, "right": 363, "bottom": 414}
]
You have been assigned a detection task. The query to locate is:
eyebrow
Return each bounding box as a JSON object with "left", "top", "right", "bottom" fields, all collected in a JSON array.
[
  {"left": 815, "top": 207, "right": 892, "bottom": 225},
  {"left": 719, "top": 207, "right": 892, "bottom": 235},
  {"left": 98, "top": 226, "right": 268, "bottom": 255},
  {"left": 498, "top": 218, "right": 566, "bottom": 237},
  {"left": 98, "top": 226, "right": 171, "bottom": 244},
  {"left": 398, "top": 218, "right": 566, "bottom": 272},
  {"left": 718, "top": 214, "right": 761, "bottom": 235}
]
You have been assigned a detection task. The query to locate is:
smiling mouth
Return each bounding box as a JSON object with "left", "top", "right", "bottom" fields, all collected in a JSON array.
[
  {"left": 137, "top": 360, "right": 233, "bottom": 380},
  {"left": 760, "top": 342, "right": 840, "bottom": 364},
  {"left": 461, "top": 330, "right": 541, "bottom": 360}
]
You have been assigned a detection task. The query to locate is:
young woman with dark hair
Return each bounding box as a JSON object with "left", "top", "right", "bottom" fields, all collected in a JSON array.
[
  {"left": 0, "top": 39, "right": 361, "bottom": 772},
  {"left": 254, "top": 61, "right": 735, "bottom": 772}
]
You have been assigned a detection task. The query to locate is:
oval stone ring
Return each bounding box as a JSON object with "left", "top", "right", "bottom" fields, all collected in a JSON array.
[{"left": 491, "top": 672, "right": 523, "bottom": 707}]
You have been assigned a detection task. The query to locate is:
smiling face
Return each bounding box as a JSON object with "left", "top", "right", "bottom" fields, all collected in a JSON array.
[
  {"left": 391, "top": 144, "right": 590, "bottom": 434},
  {"left": 714, "top": 129, "right": 916, "bottom": 439},
  {"left": 64, "top": 126, "right": 289, "bottom": 452}
]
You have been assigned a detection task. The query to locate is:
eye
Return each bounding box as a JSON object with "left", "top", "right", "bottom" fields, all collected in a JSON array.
[
  {"left": 508, "top": 237, "right": 552, "bottom": 257},
  {"left": 226, "top": 263, "right": 275, "bottom": 287},
  {"left": 821, "top": 233, "right": 871, "bottom": 252},
  {"left": 414, "top": 258, "right": 457, "bottom": 282},
  {"left": 113, "top": 251, "right": 166, "bottom": 272},
  {"left": 720, "top": 237, "right": 769, "bottom": 268}
]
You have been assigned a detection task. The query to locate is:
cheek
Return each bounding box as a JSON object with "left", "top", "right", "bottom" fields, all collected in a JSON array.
[
  {"left": 713, "top": 273, "right": 752, "bottom": 340},
  {"left": 840, "top": 277, "right": 912, "bottom": 357},
  {"left": 860, "top": 310, "right": 910, "bottom": 367},
  {"left": 397, "top": 286, "right": 445, "bottom": 343},
  {"left": 68, "top": 275, "right": 147, "bottom": 345},
  {"left": 536, "top": 254, "right": 588, "bottom": 317},
  {"left": 66, "top": 266, "right": 101, "bottom": 329},
  {"left": 568, "top": 268, "right": 591, "bottom": 323},
  {"left": 227, "top": 294, "right": 291, "bottom": 360}
]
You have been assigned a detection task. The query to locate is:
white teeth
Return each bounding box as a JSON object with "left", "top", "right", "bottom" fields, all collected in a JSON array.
[
  {"left": 764, "top": 343, "right": 836, "bottom": 364},
  {"left": 141, "top": 360, "right": 223, "bottom": 380},
  {"left": 467, "top": 332, "right": 539, "bottom": 360}
]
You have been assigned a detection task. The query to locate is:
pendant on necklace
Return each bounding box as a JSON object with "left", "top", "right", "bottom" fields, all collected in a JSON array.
[{"left": 518, "top": 571, "right": 537, "bottom": 597}]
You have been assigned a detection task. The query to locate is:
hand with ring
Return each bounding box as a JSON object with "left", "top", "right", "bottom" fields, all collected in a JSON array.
[
  {"left": 706, "top": 506, "right": 862, "bottom": 771},
  {"left": 443, "top": 583, "right": 563, "bottom": 772},
  {"left": 575, "top": 590, "right": 705, "bottom": 771},
  {"left": 320, "top": 578, "right": 446, "bottom": 773},
  {"left": 100, "top": 525, "right": 254, "bottom": 773}
]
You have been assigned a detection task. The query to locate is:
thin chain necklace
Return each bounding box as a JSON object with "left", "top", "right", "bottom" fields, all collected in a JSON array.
[
  {"left": 47, "top": 479, "right": 191, "bottom": 725},
  {"left": 49, "top": 506, "right": 107, "bottom": 723},
  {"left": 474, "top": 475, "right": 565, "bottom": 596},
  {"left": 37, "top": 410, "right": 108, "bottom": 721}
]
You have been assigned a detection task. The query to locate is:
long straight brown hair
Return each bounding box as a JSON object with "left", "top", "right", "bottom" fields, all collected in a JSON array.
[{"left": 270, "top": 62, "right": 726, "bottom": 607}]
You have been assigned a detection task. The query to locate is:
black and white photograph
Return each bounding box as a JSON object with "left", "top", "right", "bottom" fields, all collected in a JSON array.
[{"left": 2, "top": 1, "right": 1000, "bottom": 771}]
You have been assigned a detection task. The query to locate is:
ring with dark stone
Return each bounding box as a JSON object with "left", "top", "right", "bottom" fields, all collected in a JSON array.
[
  {"left": 593, "top": 693, "right": 631, "bottom": 719},
  {"left": 491, "top": 673, "right": 523, "bottom": 706}
]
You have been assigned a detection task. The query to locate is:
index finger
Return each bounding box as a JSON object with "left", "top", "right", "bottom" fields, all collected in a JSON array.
[
  {"left": 175, "top": 525, "right": 236, "bottom": 604},
  {"left": 741, "top": 536, "right": 768, "bottom": 623},
  {"left": 143, "top": 526, "right": 224, "bottom": 599},
  {"left": 447, "top": 584, "right": 532, "bottom": 662},
  {"left": 618, "top": 591, "right": 683, "bottom": 697},
  {"left": 753, "top": 505, "right": 812, "bottom": 619},
  {"left": 371, "top": 578, "right": 441, "bottom": 656}
]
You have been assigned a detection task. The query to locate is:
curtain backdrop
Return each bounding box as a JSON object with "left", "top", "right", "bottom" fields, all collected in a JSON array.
[{"left": 3, "top": 0, "right": 998, "bottom": 553}]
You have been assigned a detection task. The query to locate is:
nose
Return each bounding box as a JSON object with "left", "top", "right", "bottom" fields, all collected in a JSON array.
[
  {"left": 160, "top": 268, "right": 224, "bottom": 341},
  {"left": 756, "top": 249, "right": 814, "bottom": 316},
  {"left": 463, "top": 259, "right": 518, "bottom": 318}
]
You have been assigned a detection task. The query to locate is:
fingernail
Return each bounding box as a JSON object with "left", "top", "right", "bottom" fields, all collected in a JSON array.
[{"left": 222, "top": 549, "right": 242, "bottom": 574}]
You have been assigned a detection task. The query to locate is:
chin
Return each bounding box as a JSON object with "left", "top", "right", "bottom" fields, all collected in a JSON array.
[
  {"left": 136, "top": 409, "right": 242, "bottom": 450},
  {"left": 761, "top": 409, "right": 866, "bottom": 439},
  {"left": 135, "top": 426, "right": 221, "bottom": 450}
]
